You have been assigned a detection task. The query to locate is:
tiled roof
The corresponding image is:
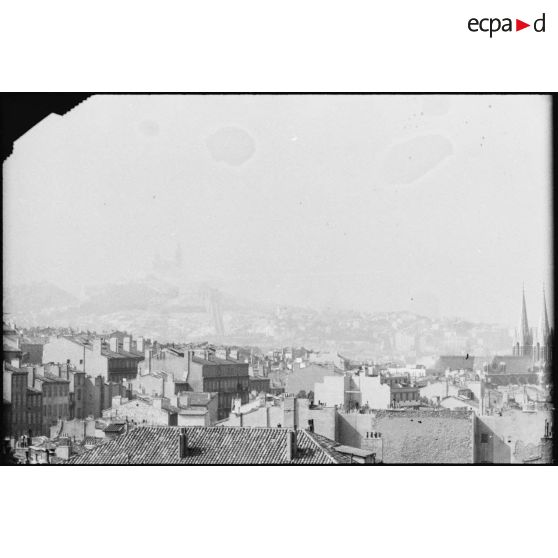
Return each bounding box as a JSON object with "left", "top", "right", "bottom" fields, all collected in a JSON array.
[
  {"left": 435, "top": 355, "right": 476, "bottom": 371},
  {"left": 62, "top": 335, "right": 143, "bottom": 360},
  {"left": 103, "top": 423, "right": 127, "bottom": 433},
  {"left": 44, "top": 373, "right": 70, "bottom": 383},
  {"left": 305, "top": 432, "right": 355, "bottom": 464},
  {"left": 334, "top": 445, "right": 376, "bottom": 459},
  {"left": 84, "top": 437, "right": 107, "bottom": 446},
  {"left": 67, "top": 426, "right": 355, "bottom": 464},
  {"left": 101, "top": 348, "right": 144, "bottom": 360}
]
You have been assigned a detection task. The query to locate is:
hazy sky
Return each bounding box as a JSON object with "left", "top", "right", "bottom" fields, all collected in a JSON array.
[{"left": 3, "top": 95, "right": 552, "bottom": 326}]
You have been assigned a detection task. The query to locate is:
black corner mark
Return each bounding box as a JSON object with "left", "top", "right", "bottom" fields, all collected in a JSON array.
[{"left": 1, "top": 93, "right": 92, "bottom": 163}]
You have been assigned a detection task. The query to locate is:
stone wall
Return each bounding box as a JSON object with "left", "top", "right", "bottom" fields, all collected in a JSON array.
[{"left": 338, "top": 409, "right": 474, "bottom": 463}]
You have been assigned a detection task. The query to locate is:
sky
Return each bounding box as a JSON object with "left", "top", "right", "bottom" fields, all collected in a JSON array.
[{"left": 2, "top": 94, "right": 553, "bottom": 327}]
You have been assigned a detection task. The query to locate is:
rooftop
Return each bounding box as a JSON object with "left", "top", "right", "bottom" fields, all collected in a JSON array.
[
  {"left": 3, "top": 363, "right": 26, "bottom": 374},
  {"left": 67, "top": 426, "right": 359, "bottom": 464},
  {"left": 103, "top": 423, "right": 127, "bottom": 434},
  {"left": 34, "top": 374, "right": 70, "bottom": 384},
  {"left": 192, "top": 355, "right": 247, "bottom": 366},
  {"left": 62, "top": 336, "right": 143, "bottom": 360}
]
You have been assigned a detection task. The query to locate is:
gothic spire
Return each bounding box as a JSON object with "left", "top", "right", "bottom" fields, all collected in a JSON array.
[
  {"left": 539, "top": 284, "right": 550, "bottom": 342},
  {"left": 520, "top": 284, "right": 530, "bottom": 344},
  {"left": 517, "top": 285, "right": 533, "bottom": 354}
]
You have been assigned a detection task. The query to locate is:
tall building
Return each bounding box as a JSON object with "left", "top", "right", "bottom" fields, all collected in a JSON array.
[
  {"left": 534, "top": 286, "right": 551, "bottom": 362},
  {"left": 513, "top": 287, "right": 534, "bottom": 357},
  {"left": 512, "top": 285, "right": 553, "bottom": 365}
]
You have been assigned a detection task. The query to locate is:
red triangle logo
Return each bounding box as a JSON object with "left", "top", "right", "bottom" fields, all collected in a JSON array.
[{"left": 516, "top": 19, "right": 530, "bottom": 31}]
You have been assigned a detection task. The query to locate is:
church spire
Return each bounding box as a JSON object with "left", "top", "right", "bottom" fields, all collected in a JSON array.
[
  {"left": 520, "top": 284, "right": 530, "bottom": 344},
  {"left": 540, "top": 284, "right": 550, "bottom": 341},
  {"left": 514, "top": 284, "right": 533, "bottom": 356}
]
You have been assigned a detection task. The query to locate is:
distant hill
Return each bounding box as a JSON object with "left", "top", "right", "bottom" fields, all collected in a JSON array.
[
  {"left": 4, "top": 279, "right": 512, "bottom": 355},
  {"left": 3, "top": 282, "right": 78, "bottom": 315}
]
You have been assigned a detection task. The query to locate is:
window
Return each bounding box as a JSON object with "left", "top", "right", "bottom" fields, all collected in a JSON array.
[{"left": 481, "top": 433, "right": 489, "bottom": 444}]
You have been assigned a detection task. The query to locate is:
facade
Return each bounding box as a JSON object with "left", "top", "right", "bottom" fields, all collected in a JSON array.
[
  {"left": 224, "top": 396, "right": 338, "bottom": 440},
  {"left": 475, "top": 410, "right": 553, "bottom": 463},
  {"left": 42, "top": 335, "right": 143, "bottom": 383},
  {"left": 34, "top": 374, "right": 71, "bottom": 435},
  {"left": 285, "top": 363, "right": 342, "bottom": 396},
  {"left": 386, "top": 366, "right": 427, "bottom": 379},
  {"left": 3, "top": 322, "right": 23, "bottom": 367},
  {"left": 102, "top": 391, "right": 219, "bottom": 427},
  {"left": 439, "top": 395, "right": 478, "bottom": 411},
  {"left": 390, "top": 385, "right": 421, "bottom": 406},
  {"left": 21, "top": 342, "right": 44, "bottom": 365},
  {"left": 337, "top": 409, "right": 475, "bottom": 463},
  {"left": 314, "top": 375, "right": 350, "bottom": 407},
  {"left": 483, "top": 357, "right": 538, "bottom": 386},
  {"left": 103, "top": 396, "right": 178, "bottom": 426},
  {"left": 313, "top": 373, "right": 391, "bottom": 411},
  {"left": 3, "top": 364, "right": 32, "bottom": 438},
  {"left": 26, "top": 388, "right": 43, "bottom": 437},
  {"left": 357, "top": 375, "right": 391, "bottom": 409},
  {"left": 186, "top": 350, "right": 250, "bottom": 420},
  {"left": 249, "top": 376, "right": 271, "bottom": 394},
  {"left": 131, "top": 370, "right": 177, "bottom": 398},
  {"left": 147, "top": 346, "right": 188, "bottom": 381}
]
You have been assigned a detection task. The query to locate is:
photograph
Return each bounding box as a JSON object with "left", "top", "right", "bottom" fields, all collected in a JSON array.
[{"left": 1, "top": 93, "right": 554, "bottom": 464}]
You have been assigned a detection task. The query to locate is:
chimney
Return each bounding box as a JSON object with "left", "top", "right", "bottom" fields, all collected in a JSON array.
[
  {"left": 286, "top": 430, "right": 297, "bottom": 462},
  {"left": 123, "top": 336, "right": 132, "bottom": 353},
  {"left": 109, "top": 337, "right": 119, "bottom": 353},
  {"left": 187, "top": 350, "right": 193, "bottom": 376},
  {"left": 136, "top": 337, "right": 144, "bottom": 353},
  {"left": 179, "top": 428, "right": 189, "bottom": 458},
  {"left": 144, "top": 348, "right": 152, "bottom": 373},
  {"left": 307, "top": 419, "right": 314, "bottom": 433}
]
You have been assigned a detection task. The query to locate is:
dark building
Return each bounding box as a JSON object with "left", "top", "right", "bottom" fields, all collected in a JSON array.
[
  {"left": 3, "top": 364, "right": 31, "bottom": 438},
  {"left": 249, "top": 376, "right": 271, "bottom": 394},
  {"left": 186, "top": 349, "right": 250, "bottom": 420},
  {"left": 21, "top": 342, "right": 45, "bottom": 365},
  {"left": 390, "top": 385, "right": 421, "bottom": 406},
  {"left": 34, "top": 374, "right": 70, "bottom": 435}
]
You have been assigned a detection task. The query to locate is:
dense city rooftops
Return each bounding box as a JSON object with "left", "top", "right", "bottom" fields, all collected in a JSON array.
[{"left": 67, "top": 425, "right": 361, "bottom": 464}]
